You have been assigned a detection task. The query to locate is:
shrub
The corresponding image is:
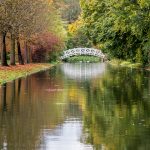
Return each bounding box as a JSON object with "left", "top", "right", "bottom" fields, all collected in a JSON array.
[
  {"left": 31, "top": 33, "right": 64, "bottom": 62},
  {"left": 64, "top": 55, "right": 100, "bottom": 63}
]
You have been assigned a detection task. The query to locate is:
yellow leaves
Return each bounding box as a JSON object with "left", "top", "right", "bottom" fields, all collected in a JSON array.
[
  {"left": 68, "top": 18, "right": 83, "bottom": 34},
  {"left": 138, "top": 0, "right": 150, "bottom": 8},
  {"left": 47, "top": 0, "right": 53, "bottom": 4}
]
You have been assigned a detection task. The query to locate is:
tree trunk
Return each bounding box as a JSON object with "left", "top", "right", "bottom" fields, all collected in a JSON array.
[
  {"left": 24, "top": 41, "right": 29, "bottom": 64},
  {"left": 1, "top": 33, "right": 8, "bottom": 66},
  {"left": 10, "top": 34, "right": 16, "bottom": 65},
  {"left": 148, "top": 50, "right": 150, "bottom": 65},
  {"left": 28, "top": 47, "right": 31, "bottom": 63},
  {"left": 17, "top": 38, "right": 24, "bottom": 65}
]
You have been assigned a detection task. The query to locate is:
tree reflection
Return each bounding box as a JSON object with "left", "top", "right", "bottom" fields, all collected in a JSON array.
[
  {"left": 80, "top": 65, "right": 150, "bottom": 150},
  {"left": 0, "top": 72, "right": 66, "bottom": 150},
  {"left": 1, "top": 83, "right": 7, "bottom": 112},
  {"left": 0, "top": 64, "right": 149, "bottom": 150},
  {"left": 17, "top": 78, "right": 22, "bottom": 98}
]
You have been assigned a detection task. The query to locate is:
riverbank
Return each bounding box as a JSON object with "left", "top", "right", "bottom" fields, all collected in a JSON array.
[
  {"left": 64, "top": 56, "right": 100, "bottom": 63},
  {"left": 0, "top": 63, "right": 53, "bottom": 85},
  {"left": 109, "top": 59, "right": 150, "bottom": 71}
]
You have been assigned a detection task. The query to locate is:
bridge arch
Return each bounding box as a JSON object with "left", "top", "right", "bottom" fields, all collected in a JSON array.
[{"left": 60, "top": 48, "right": 107, "bottom": 61}]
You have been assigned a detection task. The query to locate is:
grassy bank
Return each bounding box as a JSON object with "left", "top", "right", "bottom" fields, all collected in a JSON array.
[
  {"left": 64, "top": 55, "right": 101, "bottom": 63},
  {"left": 110, "top": 59, "right": 150, "bottom": 71},
  {"left": 0, "top": 63, "right": 53, "bottom": 85}
]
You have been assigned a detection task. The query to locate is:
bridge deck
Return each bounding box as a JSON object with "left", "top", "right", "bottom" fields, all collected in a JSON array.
[{"left": 60, "top": 48, "right": 106, "bottom": 61}]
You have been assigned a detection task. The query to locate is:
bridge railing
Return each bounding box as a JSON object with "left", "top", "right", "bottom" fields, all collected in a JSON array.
[{"left": 60, "top": 48, "right": 107, "bottom": 61}]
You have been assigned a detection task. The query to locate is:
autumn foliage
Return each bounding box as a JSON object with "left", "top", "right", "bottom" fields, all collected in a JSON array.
[
  {"left": 31, "top": 33, "right": 64, "bottom": 62},
  {"left": 0, "top": 0, "right": 66, "bottom": 66}
]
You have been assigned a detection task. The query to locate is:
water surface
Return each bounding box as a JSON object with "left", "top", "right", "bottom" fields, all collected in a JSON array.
[{"left": 0, "top": 63, "right": 150, "bottom": 150}]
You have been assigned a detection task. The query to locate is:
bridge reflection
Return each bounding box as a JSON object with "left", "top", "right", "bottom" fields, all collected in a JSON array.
[{"left": 60, "top": 63, "right": 106, "bottom": 80}]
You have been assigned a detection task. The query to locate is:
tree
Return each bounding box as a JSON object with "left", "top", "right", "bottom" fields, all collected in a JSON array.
[
  {"left": 0, "top": 0, "right": 66, "bottom": 65},
  {"left": 1, "top": 32, "right": 8, "bottom": 66},
  {"left": 79, "top": 0, "right": 150, "bottom": 65},
  {"left": 6, "top": 0, "right": 51, "bottom": 65},
  {"left": 54, "top": 0, "right": 81, "bottom": 23},
  {"left": 0, "top": 0, "right": 10, "bottom": 66},
  {"left": 67, "top": 18, "right": 92, "bottom": 48}
]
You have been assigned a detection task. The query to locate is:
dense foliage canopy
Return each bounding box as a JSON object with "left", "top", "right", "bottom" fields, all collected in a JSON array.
[
  {"left": 79, "top": 0, "right": 150, "bottom": 65},
  {"left": 54, "top": 0, "right": 81, "bottom": 23},
  {"left": 0, "top": 0, "right": 66, "bottom": 65},
  {"left": 0, "top": 0, "right": 149, "bottom": 66}
]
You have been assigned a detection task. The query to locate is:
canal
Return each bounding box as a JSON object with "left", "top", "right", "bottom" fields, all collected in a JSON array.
[{"left": 0, "top": 63, "right": 150, "bottom": 150}]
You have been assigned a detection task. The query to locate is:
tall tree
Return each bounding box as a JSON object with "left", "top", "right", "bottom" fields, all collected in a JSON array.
[
  {"left": 0, "top": 1, "right": 9, "bottom": 66},
  {"left": 10, "top": 34, "right": 16, "bottom": 65},
  {"left": 54, "top": 0, "right": 81, "bottom": 23},
  {"left": 1, "top": 32, "right": 8, "bottom": 66},
  {"left": 80, "top": 0, "right": 150, "bottom": 65},
  {"left": 0, "top": 0, "right": 67, "bottom": 65}
]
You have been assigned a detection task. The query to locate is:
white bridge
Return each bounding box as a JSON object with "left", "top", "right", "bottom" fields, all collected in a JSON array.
[{"left": 60, "top": 48, "right": 107, "bottom": 61}]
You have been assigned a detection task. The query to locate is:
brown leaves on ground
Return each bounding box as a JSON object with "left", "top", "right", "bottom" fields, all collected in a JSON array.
[
  {"left": 0, "top": 63, "right": 52, "bottom": 84},
  {"left": 0, "top": 63, "right": 51, "bottom": 71}
]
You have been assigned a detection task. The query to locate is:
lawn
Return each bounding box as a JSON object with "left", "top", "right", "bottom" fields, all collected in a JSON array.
[{"left": 0, "top": 63, "right": 53, "bottom": 85}]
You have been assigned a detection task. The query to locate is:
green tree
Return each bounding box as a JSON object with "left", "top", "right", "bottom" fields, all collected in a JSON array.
[
  {"left": 54, "top": 0, "right": 81, "bottom": 23},
  {"left": 80, "top": 0, "right": 150, "bottom": 65}
]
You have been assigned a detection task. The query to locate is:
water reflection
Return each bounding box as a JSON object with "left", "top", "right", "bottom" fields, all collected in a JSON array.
[
  {"left": 60, "top": 63, "right": 106, "bottom": 80},
  {"left": 0, "top": 63, "right": 149, "bottom": 150},
  {"left": 0, "top": 75, "right": 68, "bottom": 149},
  {"left": 80, "top": 65, "right": 150, "bottom": 150},
  {"left": 1, "top": 83, "right": 7, "bottom": 112},
  {"left": 40, "top": 119, "right": 93, "bottom": 150}
]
